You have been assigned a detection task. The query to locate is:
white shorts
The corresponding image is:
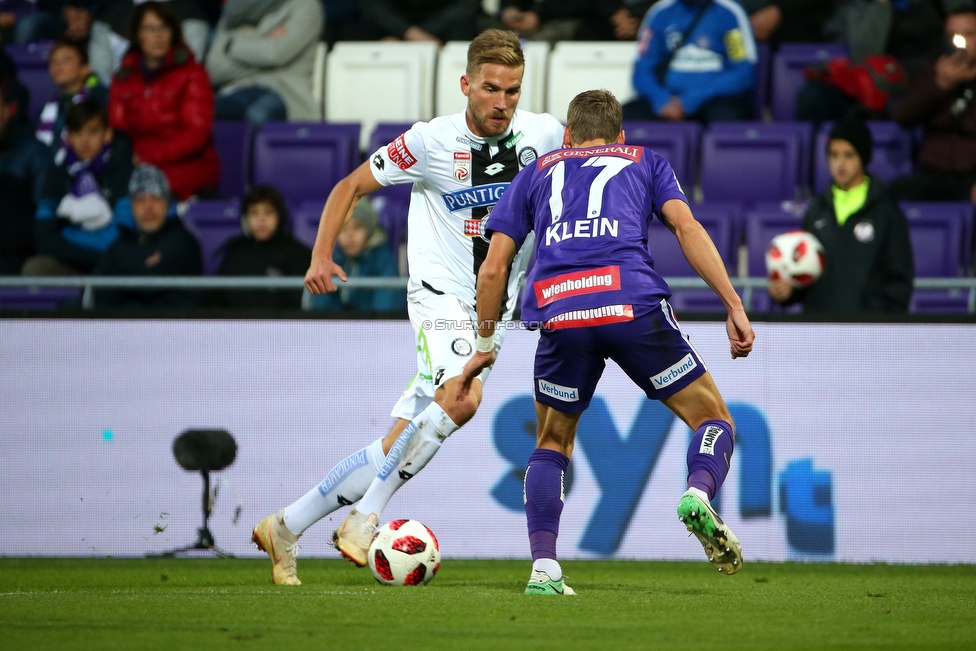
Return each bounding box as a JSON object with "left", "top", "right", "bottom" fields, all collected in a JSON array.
[{"left": 390, "top": 288, "right": 506, "bottom": 421}]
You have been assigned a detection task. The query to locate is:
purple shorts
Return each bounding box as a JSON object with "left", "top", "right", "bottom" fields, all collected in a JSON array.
[{"left": 533, "top": 299, "right": 707, "bottom": 414}]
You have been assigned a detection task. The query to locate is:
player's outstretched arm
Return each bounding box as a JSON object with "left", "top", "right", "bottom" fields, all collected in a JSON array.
[
  {"left": 305, "top": 161, "right": 384, "bottom": 294},
  {"left": 661, "top": 199, "right": 755, "bottom": 359},
  {"left": 457, "top": 232, "right": 518, "bottom": 399}
]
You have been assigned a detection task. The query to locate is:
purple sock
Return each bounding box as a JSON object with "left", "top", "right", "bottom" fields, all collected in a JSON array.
[
  {"left": 687, "top": 420, "right": 734, "bottom": 501},
  {"left": 524, "top": 448, "right": 569, "bottom": 561}
]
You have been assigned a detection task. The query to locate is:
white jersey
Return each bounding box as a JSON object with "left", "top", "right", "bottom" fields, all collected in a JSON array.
[{"left": 368, "top": 109, "right": 564, "bottom": 312}]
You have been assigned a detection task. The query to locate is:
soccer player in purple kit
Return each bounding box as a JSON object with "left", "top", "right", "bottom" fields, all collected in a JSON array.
[{"left": 458, "top": 89, "right": 755, "bottom": 595}]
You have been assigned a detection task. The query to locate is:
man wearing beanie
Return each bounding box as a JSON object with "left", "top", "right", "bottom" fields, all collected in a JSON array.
[
  {"left": 769, "top": 114, "right": 915, "bottom": 313},
  {"left": 91, "top": 163, "right": 202, "bottom": 308}
]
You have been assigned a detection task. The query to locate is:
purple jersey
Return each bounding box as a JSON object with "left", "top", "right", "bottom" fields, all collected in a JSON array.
[{"left": 486, "top": 144, "right": 688, "bottom": 328}]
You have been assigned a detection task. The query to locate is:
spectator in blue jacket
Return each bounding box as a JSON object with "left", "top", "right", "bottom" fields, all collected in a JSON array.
[
  {"left": 23, "top": 99, "right": 133, "bottom": 275},
  {"left": 309, "top": 198, "right": 405, "bottom": 313},
  {"left": 622, "top": 0, "right": 758, "bottom": 123},
  {"left": 0, "top": 81, "right": 55, "bottom": 274}
]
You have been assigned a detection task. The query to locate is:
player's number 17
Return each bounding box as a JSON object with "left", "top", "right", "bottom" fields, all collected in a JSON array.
[{"left": 546, "top": 156, "right": 634, "bottom": 225}]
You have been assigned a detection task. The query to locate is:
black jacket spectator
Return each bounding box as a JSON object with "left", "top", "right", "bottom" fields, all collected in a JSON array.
[
  {"left": 790, "top": 175, "right": 914, "bottom": 313},
  {"left": 0, "top": 116, "right": 56, "bottom": 273},
  {"left": 92, "top": 217, "right": 202, "bottom": 307},
  {"left": 360, "top": 0, "right": 480, "bottom": 42},
  {"left": 212, "top": 234, "right": 311, "bottom": 309}
]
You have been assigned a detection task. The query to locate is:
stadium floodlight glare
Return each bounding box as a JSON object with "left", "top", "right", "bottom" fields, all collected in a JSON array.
[{"left": 154, "top": 429, "right": 237, "bottom": 558}]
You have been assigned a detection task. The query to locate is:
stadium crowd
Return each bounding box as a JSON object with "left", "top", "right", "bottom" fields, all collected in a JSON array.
[{"left": 0, "top": 0, "right": 974, "bottom": 314}]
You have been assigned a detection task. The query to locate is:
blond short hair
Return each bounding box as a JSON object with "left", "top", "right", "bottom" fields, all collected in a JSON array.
[
  {"left": 466, "top": 29, "right": 524, "bottom": 76},
  {"left": 567, "top": 90, "right": 622, "bottom": 145}
]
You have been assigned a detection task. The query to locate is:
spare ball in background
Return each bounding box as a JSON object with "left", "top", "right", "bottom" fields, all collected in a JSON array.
[{"left": 766, "top": 230, "right": 825, "bottom": 288}]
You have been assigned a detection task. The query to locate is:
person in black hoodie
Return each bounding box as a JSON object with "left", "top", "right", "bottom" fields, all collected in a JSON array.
[
  {"left": 0, "top": 80, "right": 55, "bottom": 274},
  {"left": 769, "top": 114, "right": 914, "bottom": 313},
  {"left": 92, "top": 163, "right": 202, "bottom": 307},
  {"left": 210, "top": 185, "right": 311, "bottom": 309}
]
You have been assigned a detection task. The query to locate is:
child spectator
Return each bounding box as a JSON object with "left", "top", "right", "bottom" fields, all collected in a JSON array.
[
  {"left": 206, "top": 0, "right": 324, "bottom": 124},
  {"left": 92, "top": 163, "right": 202, "bottom": 307},
  {"left": 0, "top": 80, "right": 55, "bottom": 274},
  {"left": 310, "top": 198, "right": 405, "bottom": 313},
  {"left": 35, "top": 40, "right": 108, "bottom": 159},
  {"left": 769, "top": 115, "right": 914, "bottom": 313},
  {"left": 108, "top": 1, "right": 219, "bottom": 201},
  {"left": 23, "top": 99, "right": 133, "bottom": 275},
  {"left": 210, "top": 185, "right": 312, "bottom": 309}
]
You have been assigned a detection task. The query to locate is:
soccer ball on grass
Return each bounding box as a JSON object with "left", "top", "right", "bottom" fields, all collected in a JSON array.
[
  {"left": 367, "top": 519, "right": 441, "bottom": 586},
  {"left": 765, "top": 230, "right": 825, "bottom": 288}
]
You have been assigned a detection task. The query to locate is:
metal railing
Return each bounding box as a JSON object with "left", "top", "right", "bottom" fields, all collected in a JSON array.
[{"left": 1, "top": 276, "right": 975, "bottom": 312}]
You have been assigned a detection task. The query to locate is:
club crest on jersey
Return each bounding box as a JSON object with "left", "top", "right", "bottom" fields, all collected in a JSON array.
[
  {"left": 518, "top": 147, "right": 538, "bottom": 167},
  {"left": 453, "top": 151, "right": 471, "bottom": 182}
]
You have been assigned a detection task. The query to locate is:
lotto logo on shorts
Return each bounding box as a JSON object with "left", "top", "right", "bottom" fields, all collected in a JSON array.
[
  {"left": 699, "top": 425, "right": 724, "bottom": 455},
  {"left": 650, "top": 353, "right": 698, "bottom": 389},
  {"left": 534, "top": 266, "right": 621, "bottom": 307},
  {"left": 387, "top": 134, "right": 417, "bottom": 170},
  {"left": 537, "top": 379, "right": 579, "bottom": 402}
]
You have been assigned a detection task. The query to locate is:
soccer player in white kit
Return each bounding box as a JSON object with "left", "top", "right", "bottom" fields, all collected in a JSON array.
[{"left": 251, "top": 29, "right": 565, "bottom": 585}]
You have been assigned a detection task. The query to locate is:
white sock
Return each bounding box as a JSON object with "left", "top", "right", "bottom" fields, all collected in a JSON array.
[
  {"left": 282, "top": 438, "right": 386, "bottom": 535},
  {"left": 532, "top": 558, "right": 562, "bottom": 581},
  {"left": 356, "top": 402, "right": 458, "bottom": 518},
  {"left": 687, "top": 487, "right": 710, "bottom": 503}
]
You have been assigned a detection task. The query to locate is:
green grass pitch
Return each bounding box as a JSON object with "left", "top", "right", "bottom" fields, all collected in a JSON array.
[{"left": 2, "top": 558, "right": 974, "bottom": 650}]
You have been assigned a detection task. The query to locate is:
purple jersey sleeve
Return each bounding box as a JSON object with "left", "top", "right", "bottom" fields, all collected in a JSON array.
[
  {"left": 485, "top": 164, "right": 534, "bottom": 248},
  {"left": 648, "top": 153, "right": 688, "bottom": 221}
]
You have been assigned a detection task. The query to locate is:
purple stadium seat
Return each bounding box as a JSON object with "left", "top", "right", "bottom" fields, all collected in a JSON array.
[
  {"left": 744, "top": 202, "right": 808, "bottom": 277},
  {"left": 0, "top": 287, "right": 80, "bottom": 309},
  {"left": 6, "top": 41, "right": 57, "bottom": 124},
  {"left": 292, "top": 200, "right": 325, "bottom": 249},
  {"left": 252, "top": 122, "right": 360, "bottom": 204},
  {"left": 900, "top": 202, "right": 968, "bottom": 277},
  {"left": 623, "top": 121, "right": 700, "bottom": 191},
  {"left": 771, "top": 43, "right": 848, "bottom": 121},
  {"left": 648, "top": 201, "right": 739, "bottom": 275},
  {"left": 909, "top": 290, "right": 970, "bottom": 313},
  {"left": 701, "top": 122, "right": 811, "bottom": 202},
  {"left": 212, "top": 121, "right": 251, "bottom": 199},
  {"left": 374, "top": 193, "right": 410, "bottom": 255},
  {"left": 646, "top": 202, "right": 741, "bottom": 312},
  {"left": 813, "top": 122, "right": 913, "bottom": 193},
  {"left": 754, "top": 42, "right": 771, "bottom": 119},
  {"left": 180, "top": 200, "right": 240, "bottom": 275}
]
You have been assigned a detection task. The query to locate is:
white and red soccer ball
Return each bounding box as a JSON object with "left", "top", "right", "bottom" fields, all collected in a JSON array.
[
  {"left": 766, "top": 230, "right": 825, "bottom": 288},
  {"left": 367, "top": 519, "right": 441, "bottom": 586}
]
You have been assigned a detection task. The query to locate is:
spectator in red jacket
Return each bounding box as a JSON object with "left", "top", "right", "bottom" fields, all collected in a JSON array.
[{"left": 108, "top": 1, "right": 219, "bottom": 201}]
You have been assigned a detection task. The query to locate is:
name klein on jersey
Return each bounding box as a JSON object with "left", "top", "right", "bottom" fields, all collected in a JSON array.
[{"left": 545, "top": 217, "right": 619, "bottom": 245}]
